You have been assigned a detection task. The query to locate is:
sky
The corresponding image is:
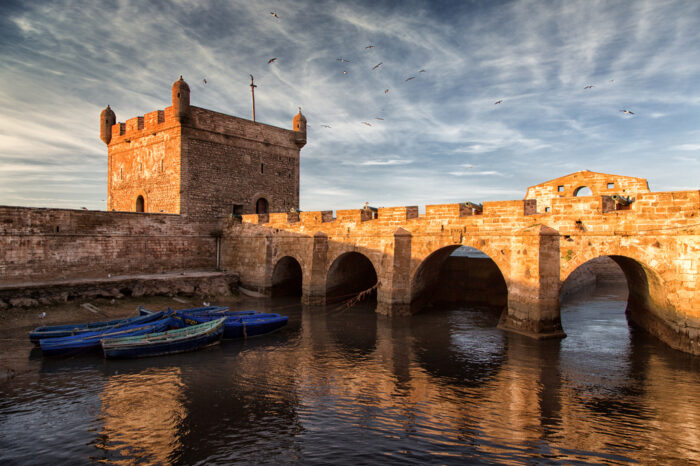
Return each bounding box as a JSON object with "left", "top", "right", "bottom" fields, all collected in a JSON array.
[{"left": 1, "top": 0, "right": 699, "bottom": 212}]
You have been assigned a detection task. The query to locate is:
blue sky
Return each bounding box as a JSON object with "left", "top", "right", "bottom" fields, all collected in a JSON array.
[{"left": 1, "top": 0, "right": 699, "bottom": 211}]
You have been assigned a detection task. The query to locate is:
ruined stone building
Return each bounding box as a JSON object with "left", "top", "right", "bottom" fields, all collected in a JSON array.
[{"left": 100, "top": 77, "right": 306, "bottom": 219}]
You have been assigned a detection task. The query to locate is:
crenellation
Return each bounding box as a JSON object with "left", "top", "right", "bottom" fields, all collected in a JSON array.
[
  {"left": 300, "top": 211, "right": 334, "bottom": 225},
  {"left": 336, "top": 209, "right": 374, "bottom": 223}
]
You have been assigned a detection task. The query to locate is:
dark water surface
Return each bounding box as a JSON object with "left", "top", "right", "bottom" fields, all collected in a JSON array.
[{"left": 2, "top": 287, "right": 700, "bottom": 464}]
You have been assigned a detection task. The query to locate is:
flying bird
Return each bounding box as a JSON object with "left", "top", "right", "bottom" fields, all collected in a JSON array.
[
  {"left": 620, "top": 109, "right": 635, "bottom": 115},
  {"left": 405, "top": 76, "right": 415, "bottom": 81},
  {"left": 336, "top": 58, "right": 351, "bottom": 62},
  {"left": 419, "top": 69, "right": 426, "bottom": 73},
  {"left": 384, "top": 89, "right": 389, "bottom": 94},
  {"left": 321, "top": 124, "right": 332, "bottom": 128},
  {"left": 270, "top": 12, "right": 279, "bottom": 19},
  {"left": 203, "top": 78, "right": 207, "bottom": 85},
  {"left": 362, "top": 121, "right": 372, "bottom": 126},
  {"left": 375, "top": 117, "right": 384, "bottom": 120},
  {"left": 268, "top": 57, "right": 277, "bottom": 64},
  {"left": 584, "top": 85, "right": 594, "bottom": 89},
  {"left": 494, "top": 100, "right": 503, "bottom": 105},
  {"left": 372, "top": 62, "right": 383, "bottom": 70},
  {"left": 365, "top": 45, "right": 375, "bottom": 49},
  {"left": 343, "top": 70, "right": 348, "bottom": 74}
]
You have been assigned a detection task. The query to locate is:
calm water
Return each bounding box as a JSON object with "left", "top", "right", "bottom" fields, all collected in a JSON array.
[{"left": 2, "top": 286, "right": 700, "bottom": 464}]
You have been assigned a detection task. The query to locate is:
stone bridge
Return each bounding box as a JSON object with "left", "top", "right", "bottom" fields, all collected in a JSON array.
[{"left": 222, "top": 171, "right": 700, "bottom": 355}]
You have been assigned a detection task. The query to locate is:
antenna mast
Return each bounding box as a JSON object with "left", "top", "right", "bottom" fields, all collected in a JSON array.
[{"left": 250, "top": 75, "right": 257, "bottom": 122}]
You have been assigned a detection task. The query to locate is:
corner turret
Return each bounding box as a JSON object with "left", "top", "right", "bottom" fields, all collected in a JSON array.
[
  {"left": 100, "top": 105, "right": 116, "bottom": 144},
  {"left": 172, "top": 76, "right": 190, "bottom": 123},
  {"left": 293, "top": 107, "right": 306, "bottom": 148}
]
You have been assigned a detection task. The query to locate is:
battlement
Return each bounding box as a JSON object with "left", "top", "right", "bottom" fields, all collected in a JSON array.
[{"left": 110, "top": 107, "right": 177, "bottom": 144}]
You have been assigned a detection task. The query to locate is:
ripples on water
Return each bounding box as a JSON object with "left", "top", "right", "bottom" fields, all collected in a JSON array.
[{"left": 2, "top": 286, "right": 700, "bottom": 464}]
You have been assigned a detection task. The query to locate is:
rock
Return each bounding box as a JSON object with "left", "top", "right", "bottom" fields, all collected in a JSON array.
[
  {"left": 9, "top": 297, "right": 39, "bottom": 308},
  {"left": 0, "top": 299, "right": 8, "bottom": 310}
]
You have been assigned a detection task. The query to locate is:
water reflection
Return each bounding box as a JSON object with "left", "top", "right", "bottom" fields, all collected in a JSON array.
[{"left": 2, "top": 287, "right": 700, "bottom": 464}]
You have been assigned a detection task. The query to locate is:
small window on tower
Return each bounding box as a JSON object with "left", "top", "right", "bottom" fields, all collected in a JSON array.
[
  {"left": 233, "top": 204, "right": 243, "bottom": 216},
  {"left": 607, "top": 182, "right": 615, "bottom": 189},
  {"left": 557, "top": 185, "right": 564, "bottom": 192},
  {"left": 260, "top": 163, "right": 264, "bottom": 174}
]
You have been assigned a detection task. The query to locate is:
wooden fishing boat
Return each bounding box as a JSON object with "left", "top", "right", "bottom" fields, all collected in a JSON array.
[
  {"left": 40, "top": 317, "right": 173, "bottom": 357},
  {"left": 29, "top": 311, "right": 168, "bottom": 345},
  {"left": 181, "top": 312, "right": 288, "bottom": 340},
  {"left": 101, "top": 317, "right": 226, "bottom": 359},
  {"left": 137, "top": 305, "right": 231, "bottom": 316}
]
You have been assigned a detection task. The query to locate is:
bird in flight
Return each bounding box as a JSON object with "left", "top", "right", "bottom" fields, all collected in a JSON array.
[
  {"left": 270, "top": 12, "right": 279, "bottom": 19},
  {"left": 494, "top": 100, "right": 503, "bottom": 105},
  {"left": 419, "top": 69, "right": 426, "bottom": 73},
  {"left": 362, "top": 121, "right": 372, "bottom": 126},
  {"left": 375, "top": 117, "right": 384, "bottom": 120},
  {"left": 620, "top": 109, "right": 635, "bottom": 115},
  {"left": 365, "top": 45, "right": 375, "bottom": 49},
  {"left": 268, "top": 57, "right": 277, "bottom": 64},
  {"left": 343, "top": 70, "right": 348, "bottom": 75},
  {"left": 405, "top": 76, "right": 415, "bottom": 81},
  {"left": 203, "top": 78, "right": 207, "bottom": 85},
  {"left": 337, "top": 58, "right": 350, "bottom": 62},
  {"left": 384, "top": 89, "right": 389, "bottom": 94},
  {"left": 584, "top": 85, "right": 594, "bottom": 89},
  {"left": 321, "top": 124, "right": 332, "bottom": 128},
  {"left": 372, "top": 62, "right": 383, "bottom": 70}
]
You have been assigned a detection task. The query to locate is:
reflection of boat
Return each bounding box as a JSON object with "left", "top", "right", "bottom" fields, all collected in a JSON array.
[
  {"left": 181, "top": 312, "right": 288, "bottom": 339},
  {"left": 40, "top": 317, "right": 173, "bottom": 357},
  {"left": 29, "top": 311, "right": 168, "bottom": 344},
  {"left": 102, "top": 318, "right": 226, "bottom": 359}
]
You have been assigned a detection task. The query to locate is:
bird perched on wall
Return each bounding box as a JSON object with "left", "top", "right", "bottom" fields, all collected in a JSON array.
[
  {"left": 372, "top": 62, "right": 383, "bottom": 70},
  {"left": 268, "top": 57, "right": 277, "bottom": 64},
  {"left": 620, "top": 109, "right": 635, "bottom": 115}
]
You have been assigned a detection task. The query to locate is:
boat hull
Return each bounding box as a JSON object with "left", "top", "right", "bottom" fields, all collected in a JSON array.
[{"left": 181, "top": 312, "right": 288, "bottom": 340}]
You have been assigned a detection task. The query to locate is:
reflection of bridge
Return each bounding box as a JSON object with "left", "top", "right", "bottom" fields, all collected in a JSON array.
[{"left": 223, "top": 171, "right": 700, "bottom": 355}]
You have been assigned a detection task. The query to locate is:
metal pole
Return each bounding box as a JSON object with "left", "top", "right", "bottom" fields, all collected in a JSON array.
[{"left": 250, "top": 74, "right": 257, "bottom": 122}]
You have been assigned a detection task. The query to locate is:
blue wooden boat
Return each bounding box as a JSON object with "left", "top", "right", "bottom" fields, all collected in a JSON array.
[
  {"left": 101, "top": 317, "right": 226, "bottom": 359},
  {"left": 40, "top": 317, "right": 174, "bottom": 357},
  {"left": 137, "top": 305, "right": 231, "bottom": 316},
  {"left": 181, "top": 312, "right": 288, "bottom": 339},
  {"left": 29, "top": 311, "right": 169, "bottom": 345}
]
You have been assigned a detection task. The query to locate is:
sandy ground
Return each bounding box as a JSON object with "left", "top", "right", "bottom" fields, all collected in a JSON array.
[{"left": 0, "top": 294, "right": 240, "bottom": 384}]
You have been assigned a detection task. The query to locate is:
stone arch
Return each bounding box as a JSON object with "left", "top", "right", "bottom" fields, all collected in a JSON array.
[
  {"left": 256, "top": 197, "right": 269, "bottom": 214},
  {"left": 410, "top": 244, "right": 508, "bottom": 310},
  {"left": 271, "top": 255, "right": 303, "bottom": 297},
  {"left": 135, "top": 194, "right": 146, "bottom": 212},
  {"left": 574, "top": 186, "right": 593, "bottom": 196},
  {"left": 325, "top": 251, "right": 379, "bottom": 304}
]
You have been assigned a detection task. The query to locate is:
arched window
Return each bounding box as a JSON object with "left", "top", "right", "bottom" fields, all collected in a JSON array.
[
  {"left": 574, "top": 186, "right": 593, "bottom": 197},
  {"left": 256, "top": 197, "right": 269, "bottom": 214},
  {"left": 135, "top": 195, "right": 145, "bottom": 212}
]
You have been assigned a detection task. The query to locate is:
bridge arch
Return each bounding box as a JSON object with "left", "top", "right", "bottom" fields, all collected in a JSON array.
[
  {"left": 271, "top": 255, "right": 303, "bottom": 297},
  {"left": 410, "top": 244, "right": 508, "bottom": 311},
  {"left": 325, "top": 251, "right": 379, "bottom": 305}
]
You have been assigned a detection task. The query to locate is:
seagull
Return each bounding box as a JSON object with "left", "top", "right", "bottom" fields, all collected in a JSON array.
[
  {"left": 270, "top": 12, "right": 279, "bottom": 19},
  {"left": 419, "top": 69, "right": 426, "bottom": 73},
  {"left": 405, "top": 76, "right": 415, "bottom": 81},
  {"left": 609, "top": 79, "right": 615, "bottom": 83},
  {"left": 375, "top": 117, "right": 384, "bottom": 120},
  {"left": 336, "top": 58, "right": 351, "bottom": 62},
  {"left": 620, "top": 109, "right": 635, "bottom": 115},
  {"left": 343, "top": 70, "right": 348, "bottom": 74},
  {"left": 365, "top": 45, "right": 375, "bottom": 49},
  {"left": 321, "top": 124, "right": 332, "bottom": 128},
  {"left": 203, "top": 78, "right": 207, "bottom": 85},
  {"left": 372, "top": 62, "right": 383, "bottom": 70},
  {"left": 384, "top": 89, "right": 389, "bottom": 94},
  {"left": 584, "top": 85, "right": 594, "bottom": 89},
  {"left": 38, "top": 312, "right": 46, "bottom": 319},
  {"left": 494, "top": 100, "right": 503, "bottom": 105},
  {"left": 203, "top": 301, "right": 210, "bottom": 306},
  {"left": 362, "top": 121, "right": 372, "bottom": 126},
  {"left": 268, "top": 57, "right": 277, "bottom": 64}
]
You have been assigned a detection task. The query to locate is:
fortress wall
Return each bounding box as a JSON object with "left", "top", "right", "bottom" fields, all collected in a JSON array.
[{"left": 0, "top": 206, "right": 218, "bottom": 285}]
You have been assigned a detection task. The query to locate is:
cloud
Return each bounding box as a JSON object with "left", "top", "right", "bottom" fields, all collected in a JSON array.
[{"left": 672, "top": 144, "right": 700, "bottom": 151}]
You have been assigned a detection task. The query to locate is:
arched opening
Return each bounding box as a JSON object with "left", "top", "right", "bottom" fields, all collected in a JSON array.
[
  {"left": 135, "top": 195, "right": 145, "bottom": 212},
  {"left": 271, "top": 256, "right": 302, "bottom": 298},
  {"left": 574, "top": 186, "right": 593, "bottom": 196},
  {"left": 325, "top": 252, "right": 378, "bottom": 306},
  {"left": 411, "top": 246, "right": 508, "bottom": 312},
  {"left": 255, "top": 198, "right": 269, "bottom": 214}
]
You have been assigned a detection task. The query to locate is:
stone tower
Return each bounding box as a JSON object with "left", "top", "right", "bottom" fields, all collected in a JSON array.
[{"left": 102, "top": 76, "right": 303, "bottom": 218}]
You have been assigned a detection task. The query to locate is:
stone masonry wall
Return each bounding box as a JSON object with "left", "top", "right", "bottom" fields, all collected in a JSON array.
[
  {"left": 180, "top": 107, "right": 300, "bottom": 219},
  {"left": 0, "top": 206, "right": 218, "bottom": 284},
  {"left": 108, "top": 106, "right": 182, "bottom": 214}
]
